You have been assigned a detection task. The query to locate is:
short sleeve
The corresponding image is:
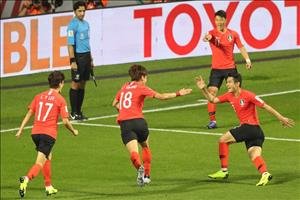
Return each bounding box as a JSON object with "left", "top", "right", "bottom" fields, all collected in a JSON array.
[
  {"left": 217, "top": 93, "right": 230, "bottom": 103},
  {"left": 141, "top": 86, "right": 156, "bottom": 98},
  {"left": 233, "top": 31, "right": 243, "bottom": 49},
  {"left": 59, "top": 98, "right": 69, "bottom": 119},
  {"left": 67, "top": 21, "right": 76, "bottom": 45},
  {"left": 115, "top": 90, "right": 121, "bottom": 101},
  {"left": 249, "top": 93, "right": 265, "bottom": 108},
  {"left": 28, "top": 97, "right": 37, "bottom": 113}
]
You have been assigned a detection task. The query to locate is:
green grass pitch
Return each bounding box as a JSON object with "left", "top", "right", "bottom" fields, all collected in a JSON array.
[{"left": 1, "top": 49, "right": 299, "bottom": 199}]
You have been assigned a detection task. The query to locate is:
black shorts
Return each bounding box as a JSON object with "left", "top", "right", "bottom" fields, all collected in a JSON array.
[
  {"left": 71, "top": 52, "right": 92, "bottom": 82},
  {"left": 31, "top": 134, "right": 56, "bottom": 159},
  {"left": 208, "top": 68, "right": 238, "bottom": 89},
  {"left": 120, "top": 118, "right": 149, "bottom": 145},
  {"left": 229, "top": 124, "right": 265, "bottom": 149}
]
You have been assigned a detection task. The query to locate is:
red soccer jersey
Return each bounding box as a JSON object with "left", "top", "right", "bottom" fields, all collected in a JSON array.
[
  {"left": 208, "top": 28, "right": 243, "bottom": 69},
  {"left": 217, "top": 90, "right": 265, "bottom": 125},
  {"left": 115, "top": 81, "right": 156, "bottom": 123},
  {"left": 29, "top": 89, "right": 69, "bottom": 139}
]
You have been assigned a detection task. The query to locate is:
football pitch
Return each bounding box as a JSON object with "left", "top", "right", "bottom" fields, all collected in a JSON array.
[{"left": 1, "top": 49, "right": 300, "bottom": 199}]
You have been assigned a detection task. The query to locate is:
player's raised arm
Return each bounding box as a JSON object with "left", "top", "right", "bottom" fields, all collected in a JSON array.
[
  {"left": 154, "top": 88, "right": 192, "bottom": 100},
  {"left": 262, "top": 104, "right": 295, "bottom": 128},
  {"left": 203, "top": 32, "right": 212, "bottom": 42},
  {"left": 195, "top": 76, "right": 220, "bottom": 104},
  {"left": 16, "top": 109, "right": 35, "bottom": 139},
  {"left": 62, "top": 118, "right": 79, "bottom": 136}
]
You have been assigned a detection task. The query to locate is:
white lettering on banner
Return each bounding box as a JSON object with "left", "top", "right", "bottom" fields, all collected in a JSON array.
[{"left": 1, "top": 0, "right": 299, "bottom": 77}]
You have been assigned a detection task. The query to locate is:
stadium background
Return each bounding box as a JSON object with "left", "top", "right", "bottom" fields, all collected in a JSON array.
[{"left": 1, "top": 0, "right": 299, "bottom": 199}]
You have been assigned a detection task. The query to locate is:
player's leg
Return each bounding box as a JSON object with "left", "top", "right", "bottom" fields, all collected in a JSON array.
[
  {"left": 140, "top": 138, "right": 152, "bottom": 184},
  {"left": 207, "top": 69, "right": 223, "bottom": 129},
  {"left": 77, "top": 80, "right": 87, "bottom": 120},
  {"left": 208, "top": 131, "right": 236, "bottom": 179},
  {"left": 19, "top": 151, "right": 47, "bottom": 198},
  {"left": 69, "top": 80, "right": 81, "bottom": 120},
  {"left": 207, "top": 86, "right": 218, "bottom": 128},
  {"left": 42, "top": 152, "right": 58, "bottom": 195}
]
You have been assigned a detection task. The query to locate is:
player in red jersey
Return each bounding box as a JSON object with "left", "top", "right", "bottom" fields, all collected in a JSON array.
[
  {"left": 203, "top": 10, "right": 252, "bottom": 129},
  {"left": 112, "top": 64, "right": 192, "bottom": 186},
  {"left": 195, "top": 73, "right": 294, "bottom": 186},
  {"left": 15, "top": 71, "right": 78, "bottom": 197}
]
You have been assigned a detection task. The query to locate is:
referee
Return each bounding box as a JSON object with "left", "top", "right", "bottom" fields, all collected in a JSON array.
[{"left": 67, "top": 1, "right": 93, "bottom": 120}]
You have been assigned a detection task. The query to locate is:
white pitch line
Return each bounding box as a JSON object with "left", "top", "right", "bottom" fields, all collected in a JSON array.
[
  {"left": 74, "top": 122, "right": 300, "bottom": 143},
  {"left": 1, "top": 89, "right": 299, "bottom": 133}
]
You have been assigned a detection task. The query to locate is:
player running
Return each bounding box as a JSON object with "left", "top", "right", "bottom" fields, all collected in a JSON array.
[
  {"left": 203, "top": 10, "right": 252, "bottom": 129},
  {"left": 195, "top": 73, "right": 294, "bottom": 186},
  {"left": 16, "top": 71, "right": 78, "bottom": 198},
  {"left": 112, "top": 64, "right": 192, "bottom": 186}
]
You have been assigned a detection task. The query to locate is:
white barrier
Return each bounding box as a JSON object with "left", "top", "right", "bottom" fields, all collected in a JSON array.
[{"left": 1, "top": 0, "right": 299, "bottom": 77}]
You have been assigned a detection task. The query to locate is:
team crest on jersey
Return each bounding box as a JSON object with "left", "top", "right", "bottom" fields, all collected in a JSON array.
[
  {"left": 240, "top": 99, "right": 245, "bottom": 106},
  {"left": 228, "top": 34, "right": 233, "bottom": 41}
]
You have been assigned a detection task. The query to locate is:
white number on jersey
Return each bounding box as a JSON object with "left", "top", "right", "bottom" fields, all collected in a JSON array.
[
  {"left": 37, "top": 102, "right": 54, "bottom": 121},
  {"left": 119, "top": 91, "right": 133, "bottom": 110}
]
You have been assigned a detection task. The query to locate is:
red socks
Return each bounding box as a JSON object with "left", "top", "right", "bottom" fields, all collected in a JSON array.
[
  {"left": 253, "top": 156, "right": 267, "bottom": 174},
  {"left": 130, "top": 152, "right": 141, "bottom": 170},
  {"left": 208, "top": 102, "right": 216, "bottom": 121},
  {"left": 42, "top": 160, "right": 51, "bottom": 186},
  {"left": 27, "top": 164, "right": 42, "bottom": 180},
  {"left": 142, "top": 147, "right": 152, "bottom": 176},
  {"left": 219, "top": 142, "right": 229, "bottom": 169}
]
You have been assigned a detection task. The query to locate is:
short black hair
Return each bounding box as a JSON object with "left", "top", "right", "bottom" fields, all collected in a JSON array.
[
  {"left": 227, "top": 73, "right": 242, "bottom": 87},
  {"left": 128, "top": 64, "right": 148, "bottom": 81},
  {"left": 215, "top": 10, "right": 226, "bottom": 19},
  {"left": 73, "top": 1, "right": 86, "bottom": 11},
  {"left": 48, "top": 71, "right": 65, "bottom": 89}
]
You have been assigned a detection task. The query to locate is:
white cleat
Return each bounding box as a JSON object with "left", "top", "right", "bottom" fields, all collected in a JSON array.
[
  {"left": 137, "top": 165, "right": 145, "bottom": 187},
  {"left": 143, "top": 176, "right": 151, "bottom": 184}
]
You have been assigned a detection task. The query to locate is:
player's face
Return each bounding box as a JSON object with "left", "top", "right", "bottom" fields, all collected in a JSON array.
[
  {"left": 215, "top": 16, "right": 226, "bottom": 31},
  {"left": 226, "top": 77, "right": 238, "bottom": 93},
  {"left": 75, "top": 6, "right": 86, "bottom": 20}
]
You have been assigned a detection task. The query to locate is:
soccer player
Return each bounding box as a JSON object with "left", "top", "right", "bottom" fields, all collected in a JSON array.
[
  {"left": 67, "top": 0, "right": 93, "bottom": 120},
  {"left": 112, "top": 64, "right": 192, "bottom": 186},
  {"left": 203, "top": 10, "right": 252, "bottom": 129},
  {"left": 195, "top": 73, "right": 294, "bottom": 186},
  {"left": 15, "top": 71, "right": 78, "bottom": 197}
]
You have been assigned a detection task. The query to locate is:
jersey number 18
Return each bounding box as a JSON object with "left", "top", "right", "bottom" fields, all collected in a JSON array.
[{"left": 119, "top": 92, "right": 132, "bottom": 110}]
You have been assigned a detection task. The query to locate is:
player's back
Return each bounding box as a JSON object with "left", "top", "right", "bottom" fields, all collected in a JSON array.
[
  {"left": 31, "top": 89, "right": 68, "bottom": 139},
  {"left": 116, "top": 82, "right": 155, "bottom": 123}
]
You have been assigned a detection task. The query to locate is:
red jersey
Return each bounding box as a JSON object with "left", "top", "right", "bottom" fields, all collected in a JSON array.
[
  {"left": 208, "top": 28, "right": 243, "bottom": 69},
  {"left": 217, "top": 90, "right": 265, "bottom": 125},
  {"left": 29, "top": 89, "right": 69, "bottom": 139},
  {"left": 115, "top": 82, "right": 156, "bottom": 123}
]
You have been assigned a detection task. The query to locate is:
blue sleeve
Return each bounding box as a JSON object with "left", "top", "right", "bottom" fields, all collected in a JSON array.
[{"left": 67, "top": 21, "right": 76, "bottom": 45}]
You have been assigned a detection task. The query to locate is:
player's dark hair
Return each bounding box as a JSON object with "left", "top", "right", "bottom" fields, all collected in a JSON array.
[
  {"left": 215, "top": 10, "right": 226, "bottom": 19},
  {"left": 48, "top": 71, "right": 65, "bottom": 89},
  {"left": 73, "top": 0, "right": 86, "bottom": 11},
  {"left": 129, "top": 64, "right": 148, "bottom": 81},
  {"left": 227, "top": 73, "right": 242, "bottom": 87}
]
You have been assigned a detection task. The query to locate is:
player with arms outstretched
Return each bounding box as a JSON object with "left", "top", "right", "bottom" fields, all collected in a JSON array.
[
  {"left": 195, "top": 73, "right": 294, "bottom": 186},
  {"left": 16, "top": 71, "right": 78, "bottom": 197},
  {"left": 112, "top": 64, "right": 192, "bottom": 186},
  {"left": 203, "top": 10, "right": 252, "bottom": 129}
]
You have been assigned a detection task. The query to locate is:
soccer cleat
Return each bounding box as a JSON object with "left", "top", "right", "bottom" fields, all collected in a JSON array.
[
  {"left": 143, "top": 175, "right": 151, "bottom": 184},
  {"left": 207, "top": 121, "right": 217, "bottom": 129},
  {"left": 70, "top": 112, "right": 79, "bottom": 120},
  {"left": 208, "top": 170, "right": 229, "bottom": 179},
  {"left": 45, "top": 186, "right": 58, "bottom": 196},
  {"left": 19, "top": 176, "right": 29, "bottom": 198},
  {"left": 256, "top": 172, "right": 272, "bottom": 186},
  {"left": 78, "top": 112, "right": 88, "bottom": 121},
  {"left": 137, "top": 165, "right": 145, "bottom": 187}
]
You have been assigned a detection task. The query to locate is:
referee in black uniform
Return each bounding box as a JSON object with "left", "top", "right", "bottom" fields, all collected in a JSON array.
[{"left": 67, "top": 1, "right": 93, "bottom": 120}]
